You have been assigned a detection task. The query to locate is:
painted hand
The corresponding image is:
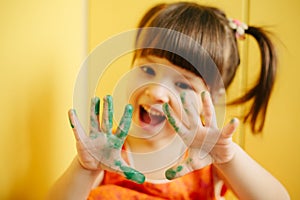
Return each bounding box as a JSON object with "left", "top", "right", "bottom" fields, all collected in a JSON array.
[
  {"left": 68, "top": 95, "right": 145, "bottom": 184},
  {"left": 162, "top": 91, "right": 239, "bottom": 180}
]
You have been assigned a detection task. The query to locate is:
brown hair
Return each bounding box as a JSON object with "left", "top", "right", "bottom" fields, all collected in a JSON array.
[{"left": 133, "top": 2, "right": 277, "bottom": 133}]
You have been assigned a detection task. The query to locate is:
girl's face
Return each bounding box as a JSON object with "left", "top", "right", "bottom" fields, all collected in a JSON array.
[{"left": 126, "top": 55, "right": 207, "bottom": 143}]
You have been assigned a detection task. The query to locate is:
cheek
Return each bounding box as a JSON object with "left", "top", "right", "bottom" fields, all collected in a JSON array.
[
  {"left": 127, "top": 87, "right": 142, "bottom": 109},
  {"left": 125, "top": 76, "right": 146, "bottom": 103}
]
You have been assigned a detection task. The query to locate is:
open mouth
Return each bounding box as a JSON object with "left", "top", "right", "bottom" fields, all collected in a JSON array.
[{"left": 139, "top": 105, "right": 166, "bottom": 126}]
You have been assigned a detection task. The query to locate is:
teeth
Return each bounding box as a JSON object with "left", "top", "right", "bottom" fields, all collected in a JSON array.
[{"left": 142, "top": 105, "right": 164, "bottom": 116}]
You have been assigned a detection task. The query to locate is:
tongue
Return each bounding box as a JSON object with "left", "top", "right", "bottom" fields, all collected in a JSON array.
[
  {"left": 141, "top": 107, "right": 165, "bottom": 125},
  {"left": 142, "top": 111, "right": 151, "bottom": 124}
]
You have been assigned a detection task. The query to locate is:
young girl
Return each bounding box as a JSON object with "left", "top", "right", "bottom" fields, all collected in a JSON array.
[{"left": 48, "top": 2, "right": 289, "bottom": 199}]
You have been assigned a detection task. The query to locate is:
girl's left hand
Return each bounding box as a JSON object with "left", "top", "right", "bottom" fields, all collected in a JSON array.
[{"left": 162, "top": 91, "right": 239, "bottom": 180}]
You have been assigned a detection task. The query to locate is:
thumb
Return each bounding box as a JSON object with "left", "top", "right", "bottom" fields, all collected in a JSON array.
[
  {"left": 68, "top": 109, "right": 88, "bottom": 142},
  {"left": 221, "top": 118, "right": 239, "bottom": 138}
]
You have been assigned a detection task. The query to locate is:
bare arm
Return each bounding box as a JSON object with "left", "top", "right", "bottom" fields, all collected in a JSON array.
[
  {"left": 47, "top": 157, "right": 103, "bottom": 200},
  {"left": 214, "top": 143, "right": 290, "bottom": 200}
]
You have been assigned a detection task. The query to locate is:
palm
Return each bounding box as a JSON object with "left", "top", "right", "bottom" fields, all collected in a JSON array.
[
  {"left": 69, "top": 96, "right": 145, "bottom": 184},
  {"left": 163, "top": 91, "right": 238, "bottom": 180}
]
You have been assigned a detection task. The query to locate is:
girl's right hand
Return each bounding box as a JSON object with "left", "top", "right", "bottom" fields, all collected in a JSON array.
[{"left": 68, "top": 95, "right": 145, "bottom": 184}]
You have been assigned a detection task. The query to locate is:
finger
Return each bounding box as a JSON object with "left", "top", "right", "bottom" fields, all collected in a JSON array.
[
  {"left": 200, "top": 91, "right": 217, "bottom": 127},
  {"left": 102, "top": 159, "right": 145, "bottom": 184},
  {"left": 68, "top": 109, "right": 88, "bottom": 142},
  {"left": 163, "top": 103, "right": 198, "bottom": 146},
  {"left": 180, "top": 91, "right": 202, "bottom": 128},
  {"left": 101, "top": 95, "right": 113, "bottom": 134},
  {"left": 221, "top": 118, "right": 239, "bottom": 138},
  {"left": 162, "top": 103, "right": 190, "bottom": 139},
  {"left": 89, "top": 97, "right": 101, "bottom": 133},
  {"left": 115, "top": 104, "right": 133, "bottom": 140}
]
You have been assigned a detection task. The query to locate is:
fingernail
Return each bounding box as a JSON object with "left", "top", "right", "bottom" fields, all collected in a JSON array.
[
  {"left": 230, "top": 118, "right": 235, "bottom": 124},
  {"left": 69, "top": 109, "right": 76, "bottom": 128},
  {"left": 125, "top": 104, "right": 133, "bottom": 117},
  {"left": 106, "top": 95, "right": 113, "bottom": 103},
  {"left": 71, "top": 109, "right": 77, "bottom": 115},
  {"left": 201, "top": 91, "right": 206, "bottom": 99}
]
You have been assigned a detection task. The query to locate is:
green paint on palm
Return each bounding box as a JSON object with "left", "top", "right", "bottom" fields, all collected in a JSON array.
[
  {"left": 163, "top": 103, "right": 179, "bottom": 132},
  {"left": 165, "top": 165, "right": 183, "bottom": 180},
  {"left": 115, "top": 160, "right": 145, "bottom": 184},
  {"left": 107, "top": 134, "right": 123, "bottom": 149}
]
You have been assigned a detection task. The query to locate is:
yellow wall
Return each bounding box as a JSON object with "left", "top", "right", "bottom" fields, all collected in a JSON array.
[
  {"left": 1, "top": 0, "right": 300, "bottom": 199},
  {"left": 245, "top": 0, "right": 300, "bottom": 199},
  {"left": 0, "top": 0, "right": 86, "bottom": 199}
]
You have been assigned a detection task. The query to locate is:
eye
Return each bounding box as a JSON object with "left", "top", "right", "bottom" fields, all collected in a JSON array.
[
  {"left": 140, "top": 66, "right": 155, "bottom": 76},
  {"left": 175, "top": 82, "right": 193, "bottom": 90}
]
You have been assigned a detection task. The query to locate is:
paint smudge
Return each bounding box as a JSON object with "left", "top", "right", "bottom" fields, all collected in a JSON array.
[
  {"left": 107, "top": 134, "right": 123, "bottom": 149},
  {"left": 165, "top": 165, "right": 183, "bottom": 180},
  {"left": 163, "top": 103, "right": 179, "bottom": 132},
  {"left": 118, "top": 104, "right": 133, "bottom": 139},
  {"left": 94, "top": 97, "right": 100, "bottom": 115},
  {"left": 180, "top": 92, "right": 186, "bottom": 104},
  {"left": 106, "top": 95, "right": 113, "bottom": 130},
  {"left": 115, "top": 160, "right": 145, "bottom": 184}
]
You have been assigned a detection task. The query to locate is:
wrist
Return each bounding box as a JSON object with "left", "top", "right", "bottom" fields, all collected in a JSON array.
[
  {"left": 212, "top": 142, "right": 239, "bottom": 166},
  {"left": 74, "top": 156, "right": 103, "bottom": 175}
]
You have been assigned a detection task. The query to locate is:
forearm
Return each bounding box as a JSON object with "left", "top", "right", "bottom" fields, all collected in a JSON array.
[
  {"left": 47, "top": 157, "right": 104, "bottom": 200},
  {"left": 214, "top": 144, "right": 290, "bottom": 200}
]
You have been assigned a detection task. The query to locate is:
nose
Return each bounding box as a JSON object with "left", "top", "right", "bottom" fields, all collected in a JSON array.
[{"left": 145, "top": 84, "right": 171, "bottom": 103}]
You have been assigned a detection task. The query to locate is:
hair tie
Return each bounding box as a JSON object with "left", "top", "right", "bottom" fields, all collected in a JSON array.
[{"left": 228, "top": 18, "right": 248, "bottom": 40}]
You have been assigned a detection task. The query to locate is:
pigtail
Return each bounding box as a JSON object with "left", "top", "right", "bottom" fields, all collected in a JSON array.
[{"left": 232, "top": 26, "right": 277, "bottom": 133}]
